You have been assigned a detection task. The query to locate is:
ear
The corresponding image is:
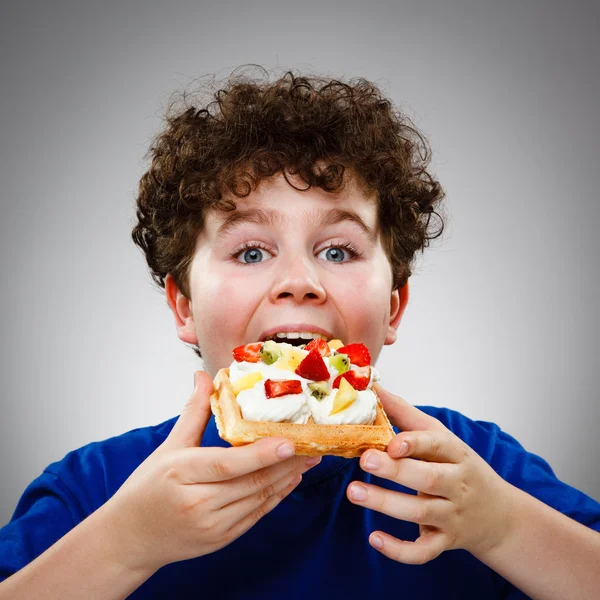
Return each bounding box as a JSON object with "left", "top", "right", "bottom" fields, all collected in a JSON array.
[
  {"left": 384, "top": 280, "right": 409, "bottom": 345},
  {"left": 165, "top": 274, "right": 198, "bottom": 345}
]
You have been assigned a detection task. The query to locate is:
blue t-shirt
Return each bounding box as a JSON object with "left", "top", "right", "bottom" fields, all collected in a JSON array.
[{"left": 1, "top": 406, "right": 599, "bottom": 599}]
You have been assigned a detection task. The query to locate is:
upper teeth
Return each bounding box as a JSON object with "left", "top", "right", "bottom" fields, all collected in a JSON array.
[{"left": 271, "top": 332, "right": 328, "bottom": 340}]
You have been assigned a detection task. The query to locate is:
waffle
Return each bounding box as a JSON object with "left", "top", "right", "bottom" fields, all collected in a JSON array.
[{"left": 209, "top": 367, "right": 395, "bottom": 458}]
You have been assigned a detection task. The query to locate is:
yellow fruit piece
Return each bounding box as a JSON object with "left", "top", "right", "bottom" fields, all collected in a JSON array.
[
  {"left": 327, "top": 339, "right": 344, "bottom": 351},
  {"left": 232, "top": 372, "right": 263, "bottom": 396},
  {"left": 329, "top": 377, "right": 358, "bottom": 415},
  {"left": 274, "top": 346, "right": 306, "bottom": 372}
]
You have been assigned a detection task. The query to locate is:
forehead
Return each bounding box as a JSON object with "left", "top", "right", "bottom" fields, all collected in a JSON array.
[{"left": 206, "top": 170, "right": 380, "bottom": 230}]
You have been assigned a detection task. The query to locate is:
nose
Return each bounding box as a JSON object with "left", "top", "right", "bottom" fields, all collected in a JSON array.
[{"left": 268, "top": 255, "right": 327, "bottom": 304}]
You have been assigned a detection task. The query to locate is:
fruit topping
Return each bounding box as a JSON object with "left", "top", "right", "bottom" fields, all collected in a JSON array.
[
  {"left": 303, "top": 338, "right": 331, "bottom": 357},
  {"left": 232, "top": 342, "right": 263, "bottom": 363},
  {"left": 327, "top": 339, "right": 344, "bottom": 351},
  {"left": 330, "top": 377, "right": 358, "bottom": 415},
  {"left": 264, "top": 379, "right": 303, "bottom": 399},
  {"left": 273, "top": 346, "right": 307, "bottom": 372},
  {"left": 338, "top": 343, "right": 371, "bottom": 367},
  {"left": 295, "top": 350, "right": 330, "bottom": 381},
  {"left": 332, "top": 367, "right": 370, "bottom": 391},
  {"left": 308, "top": 381, "right": 329, "bottom": 401},
  {"left": 328, "top": 353, "right": 350, "bottom": 375},
  {"left": 232, "top": 372, "right": 263, "bottom": 396},
  {"left": 259, "top": 340, "right": 282, "bottom": 365}
]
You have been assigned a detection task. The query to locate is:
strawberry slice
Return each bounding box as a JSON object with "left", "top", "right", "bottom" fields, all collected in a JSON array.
[
  {"left": 338, "top": 343, "right": 371, "bottom": 367},
  {"left": 232, "top": 342, "right": 263, "bottom": 363},
  {"left": 264, "top": 379, "right": 303, "bottom": 399},
  {"left": 295, "top": 349, "right": 330, "bottom": 381},
  {"left": 303, "top": 338, "right": 331, "bottom": 357},
  {"left": 332, "top": 367, "right": 370, "bottom": 391}
]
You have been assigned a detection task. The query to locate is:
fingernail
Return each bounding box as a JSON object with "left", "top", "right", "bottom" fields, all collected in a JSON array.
[
  {"left": 194, "top": 372, "right": 199, "bottom": 388},
  {"left": 364, "top": 453, "right": 381, "bottom": 470},
  {"left": 277, "top": 444, "right": 295, "bottom": 459},
  {"left": 350, "top": 483, "right": 368, "bottom": 501},
  {"left": 370, "top": 534, "right": 384, "bottom": 549},
  {"left": 305, "top": 456, "right": 321, "bottom": 467},
  {"left": 398, "top": 441, "right": 409, "bottom": 456}
]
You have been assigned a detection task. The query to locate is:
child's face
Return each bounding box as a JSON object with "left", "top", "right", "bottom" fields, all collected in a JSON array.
[{"left": 167, "top": 172, "right": 407, "bottom": 377}]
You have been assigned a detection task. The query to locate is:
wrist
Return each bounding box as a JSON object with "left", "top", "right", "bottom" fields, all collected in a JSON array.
[
  {"left": 468, "top": 479, "right": 521, "bottom": 560},
  {"left": 93, "top": 500, "right": 162, "bottom": 578}
]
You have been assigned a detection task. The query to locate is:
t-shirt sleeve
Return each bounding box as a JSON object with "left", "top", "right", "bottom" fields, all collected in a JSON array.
[
  {"left": 489, "top": 426, "right": 600, "bottom": 532},
  {"left": 422, "top": 407, "right": 600, "bottom": 599},
  {"left": 0, "top": 470, "right": 85, "bottom": 583}
]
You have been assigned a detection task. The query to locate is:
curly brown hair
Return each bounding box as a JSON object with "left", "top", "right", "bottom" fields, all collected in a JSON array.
[{"left": 132, "top": 66, "right": 445, "bottom": 355}]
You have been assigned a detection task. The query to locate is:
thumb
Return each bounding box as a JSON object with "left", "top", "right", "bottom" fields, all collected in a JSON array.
[
  {"left": 374, "top": 383, "right": 446, "bottom": 434},
  {"left": 163, "top": 371, "right": 214, "bottom": 450}
]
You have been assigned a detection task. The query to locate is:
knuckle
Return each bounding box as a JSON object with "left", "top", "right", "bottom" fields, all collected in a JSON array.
[
  {"left": 250, "top": 468, "right": 270, "bottom": 491},
  {"left": 457, "top": 479, "right": 470, "bottom": 500},
  {"left": 212, "top": 459, "right": 233, "bottom": 480},
  {"left": 258, "top": 481, "right": 276, "bottom": 504},
  {"left": 274, "top": 486, "right": 291, "bottom": 503},
  {"left": 426, "top": 465, "right": 443, "bottom": 493},
  {"left": 198, "top": 514, "right": 218, "bottom": 534},
  {"left": 429, "top": 435, "right": 444, "bottom": 460},
  {"left": 414, "top": 502, "right": 429, "bottom": 524},
  {"left": 459, "top": 443, "right": 470, "bottom": 462},
  {"left": 176, "top": 493, "right": 200, "bottom": 517},
  {"left": 253, "top": 501, "right": 271, "bottom": 522},
  {"left": 163, "top": 464, "right": 179, "bottom": 482}
]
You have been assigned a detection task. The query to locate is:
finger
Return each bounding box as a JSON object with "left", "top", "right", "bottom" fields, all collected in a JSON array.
[
  {"left": 368, "top": 529, "right": 449, "bottom": 565},
  {"left": 223, "top": 472, "right": 303, "bottom": 542},
  {"left": 373, "top": 384, "right": 446, "bottom": 434},
  {"left": 347, "top": 482, "right": 452, "bottom": 527},
  {"left": 218, "top": 456, "right": 318, "bottom": 517},
  {"left": 359, "top": 450, "right": 460, "bottom": 497},
  {"left": 386, "top": 429, "right": 469, "bottom": 462},
  {"left": 163, "top": 371, "right": 214, "bottom": 451},
  {"left": 173, "top": 436, "right": 299, "bottom": 484},
  {"left": 211, "top": 454, "right": 321, "bottom": 509}
]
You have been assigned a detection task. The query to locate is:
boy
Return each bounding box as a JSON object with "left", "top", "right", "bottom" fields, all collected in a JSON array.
[{"left": 1, "top": 69, "right": 599, "bottom": 599}]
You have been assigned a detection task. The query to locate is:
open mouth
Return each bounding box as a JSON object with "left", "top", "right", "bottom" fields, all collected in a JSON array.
[{"left": 262, "top": 331, "right": 331, "bottom": 347}]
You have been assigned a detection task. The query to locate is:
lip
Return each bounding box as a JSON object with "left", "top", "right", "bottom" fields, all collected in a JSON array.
[{"left": 259, "top": 324, "right": 335, "bottom": 342}]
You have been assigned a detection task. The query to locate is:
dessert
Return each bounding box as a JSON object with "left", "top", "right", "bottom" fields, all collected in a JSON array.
[{"left": 209, "top": 338, "right": 395, "bottom": 457}]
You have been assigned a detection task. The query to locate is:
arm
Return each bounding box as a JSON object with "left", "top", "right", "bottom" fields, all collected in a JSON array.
[
  {"left": 0, "top": 503, "right": 154, "bottom": 600},
  {"left": 472, "top": 483, "right": 600, "bottom": 600},
  {"left": 1, "top": 371, "right": 319, "bottom": 598},
  {"left": 349, "top": 385, "right": 600, "bottom": 600}
]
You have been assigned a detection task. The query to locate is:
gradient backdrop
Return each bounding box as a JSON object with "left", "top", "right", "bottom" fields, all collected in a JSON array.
[{"left": 1, "top": 0, "right": 599, "bottom": 525}]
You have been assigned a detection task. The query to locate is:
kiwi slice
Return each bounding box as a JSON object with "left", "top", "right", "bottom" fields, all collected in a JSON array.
[
  {"left": 329, "top": 353, "right": 350, "bottom": 374},
  {"left": 259, "top": 340, "right": 282, "bottom": 365},
  {"left": 308, "top": 381, "right": 329, "bottom": 401}
]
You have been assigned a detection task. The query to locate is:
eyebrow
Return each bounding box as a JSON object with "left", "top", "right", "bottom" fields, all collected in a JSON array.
[
  {"left": 215, "top": 207, "right": 378, "bottom": 244},
  {"left": 215, "top": 208, "right": 278, "bottom": 240},
  {"left": 318, "top": 208, "right": 378, "bottom": 244}
]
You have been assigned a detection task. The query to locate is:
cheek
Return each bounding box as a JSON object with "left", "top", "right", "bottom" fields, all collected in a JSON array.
[
  {"left": 193, "top": 264, "right": 265, "bottom": 348},
  {"left": 328, "top": 263, "right": 392, "bottom": 338}
]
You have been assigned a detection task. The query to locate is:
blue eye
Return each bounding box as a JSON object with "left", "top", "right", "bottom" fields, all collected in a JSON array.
[
  {"left": 317, "top": 246, "right": 349, "bottom": 262},
  {"left": 235, "top": 246, "right": 273, "bottom": 264}
]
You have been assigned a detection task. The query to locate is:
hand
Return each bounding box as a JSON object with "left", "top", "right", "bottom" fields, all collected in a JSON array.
[
  {"left": 346, "top": 384, "right": 515, "bottom": 565},
  {"left": 100, "top": 371, "right": 320, "bottom": 573}
]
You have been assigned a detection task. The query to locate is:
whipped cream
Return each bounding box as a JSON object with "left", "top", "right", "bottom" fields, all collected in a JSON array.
[
  {"left": 228, "top": 342, "right": 379, "bottom": 425},
  {"left": 308, "top": 389, "right": 377, "bottom": 425},
  {"left": 236, "top": 379, "right": 311, "bottom": 424}
]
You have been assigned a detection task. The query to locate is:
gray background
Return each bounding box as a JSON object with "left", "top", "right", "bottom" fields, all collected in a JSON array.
[{"left": 1, "top": 0, "right": 599, "bottom": 526}]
